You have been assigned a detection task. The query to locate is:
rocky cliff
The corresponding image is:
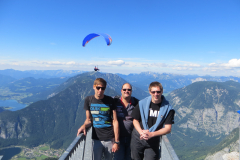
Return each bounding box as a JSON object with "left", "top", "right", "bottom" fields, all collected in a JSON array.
[
  {"left": 0, "top": 72, "right": 147, "bottom": 149},
  {"left": 166, "top": 80, "right": 240, "bottom": 160},
  {"left": 204, "top": 128, "right": 239, "bottom": 160}
]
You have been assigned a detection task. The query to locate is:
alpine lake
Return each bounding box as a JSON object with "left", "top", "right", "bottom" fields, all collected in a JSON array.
[
  {"left": 0, "top": 100, "right": 26, "bottom": 160},
  {"left": 0, "top": 99, "right": 27, "bottom": 111}
]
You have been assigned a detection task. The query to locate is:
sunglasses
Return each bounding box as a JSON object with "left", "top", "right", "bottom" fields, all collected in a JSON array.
[
  {"left": 150, "top": 91, "right": 161, "bottom": 94},
  {"left": 122, "top": 89, "right": 132, "bottom": 91},
  {"left": 96, "top": 87, "right": 106, "bottom": 90}
]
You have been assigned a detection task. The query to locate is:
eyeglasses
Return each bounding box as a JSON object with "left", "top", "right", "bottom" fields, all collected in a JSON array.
[
  {"left": 96, "top": 87, "right": 106, "bottom": 90},
  {"left": 150, "top": 91, "right": 161, "bottom": 94},
  {"left": 122, "top": 89, "right": 132, "bottom": 91}
]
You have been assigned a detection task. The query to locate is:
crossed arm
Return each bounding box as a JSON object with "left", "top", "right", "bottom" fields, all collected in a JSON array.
[{"left": 133, "top": 119, "right": 172, "bottom": 140}]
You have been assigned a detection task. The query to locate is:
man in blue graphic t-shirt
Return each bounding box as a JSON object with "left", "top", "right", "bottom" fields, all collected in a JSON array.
[{"left": 77, "top": 78, "right": 119, "bottom": 160}]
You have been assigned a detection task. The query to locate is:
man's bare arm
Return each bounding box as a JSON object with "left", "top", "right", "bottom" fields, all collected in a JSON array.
[
  {"left": 112, "top": 109, "right": 119, "bottom": 152},
  {"left": 142, "top": 124, "right": 172, "bottom": 140},
  {"left": 133, "top": 119, "right": 143, "bottom": 135},
  {"left": 77, "top": 110, "right": 92, "bottom": 136}
]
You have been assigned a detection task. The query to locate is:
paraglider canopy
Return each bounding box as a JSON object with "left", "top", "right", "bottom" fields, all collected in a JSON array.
[{"left": 82, "top": 33, "right": 112, "bottom": 47}]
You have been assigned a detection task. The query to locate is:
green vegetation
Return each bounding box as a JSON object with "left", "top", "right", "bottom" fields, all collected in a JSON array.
[
  {"left": 39, "top": 146, "right": 50, "bottom": 151},
  {"left": 208, "top": 128, "right": 239, "bottom": 155},
  {"left": 39, "top": 155, "right": 48, "bottom": 159},
  {"left": 1, "top": 72, "right": 240, "bottom": 160},
  {"left": 174, "top": 145, "right": 212, "bottom": 160},
  {"left": 0, "top": 87, "right": 31, "bottom": 101},
  {"left": 166, "top": 80, "right": 240, "bottom": 160},
  {"left": 9, "top": 144, "right": 63, "bottom": 160},
  {"left": 0, "top": 107, "right": 6, "bottom": 113},
  {"left": 44, "top": 158, "right": 58, "bottom": 160},
  {"left": 174, "top": 128, "right": 239, "bottom": 159},
  {"left": 0, "top": 74, "right": 16, "bottom": 86},
  {"left": 0, "top": 77, "right": 68, "bottom": 104},
  {"left": 0, "top": 72, "right": 128, "bottom": 149},
  {"left": 0, "top": 106, "right": 13, "bottom": 110}
]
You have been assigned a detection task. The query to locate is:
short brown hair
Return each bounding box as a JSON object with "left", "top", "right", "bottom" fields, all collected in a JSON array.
[
  {"left": 94, "top": 78, "right": 107, "bottom": 87},
  {"left": 122, "top": 83, "right": 132, "bottom": 89},
  {"left": 148, "top": 81, "right": 163, "bottom": 92}
]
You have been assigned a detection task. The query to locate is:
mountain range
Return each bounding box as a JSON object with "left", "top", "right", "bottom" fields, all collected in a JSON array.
[
  {"left": 0, "top": 72, "right": 148, "bottom": 149},
  {"left": 0, "top": 69, "right": 85, "bottom": 79},
  {"left": 0, "top": 70, "right": 240, "bottom": 160},
  {"left": 166, "top": 80, "right": 240, "bottom": 159},
  {"left": 117, "top": 72, "right": 240, "bottom": 93},
  {"left": 1, "top": 69, "right": 240, "bottom": 93},
  {"left": 205, "top": 128, "right": 239, "bottom": 160},
  {"left": 1, "top": 69, "right": 240, "bottom": 105},
  {"left": 0, "top": 76, "right": 68, "bottom": 104}
]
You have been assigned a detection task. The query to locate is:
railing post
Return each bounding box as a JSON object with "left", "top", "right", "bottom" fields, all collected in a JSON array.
[
  {"left": 59, "top": 128, "right": 179, "bottom": 160},
  {"left": 59, "top": 128, "right": 93, "bottom": 160},
  {"left": 161, "top": 135, "right": 179, "bottom": 160}
]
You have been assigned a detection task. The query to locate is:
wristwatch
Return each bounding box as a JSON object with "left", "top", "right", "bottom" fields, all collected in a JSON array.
[{"left": 114, "top": 141, "right": 120, "bottom": 145}]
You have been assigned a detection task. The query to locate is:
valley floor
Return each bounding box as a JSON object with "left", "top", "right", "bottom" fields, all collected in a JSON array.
[{"left": 0, "top": 144, "right": 64, "bottom": 160}]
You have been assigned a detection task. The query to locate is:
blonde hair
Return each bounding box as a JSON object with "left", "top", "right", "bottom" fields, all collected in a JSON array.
[
  {"left": 148, "top": 81, "right": 163, "bottom": 92},
  {"left": 94, "top": 78, "right": 107, "bottom": 87}
]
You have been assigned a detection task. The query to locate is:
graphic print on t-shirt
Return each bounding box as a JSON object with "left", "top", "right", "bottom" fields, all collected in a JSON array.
[
  {"left": 149, "top": 108, "right": 159, "bottom": 117},
  {"left": 90, "top": 103, "right": 111, "bottom": 128}
]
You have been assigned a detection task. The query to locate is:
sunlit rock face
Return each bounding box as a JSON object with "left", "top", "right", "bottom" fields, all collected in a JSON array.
[
  {"left": 0, "top": 117, "right": 29, "bottom": 139},
  {"left": 222, "top": 152, "right": 239, "bottom": 160},
  {"left": 168, "top": 81, "right": 240, "bottom": 137},
  {"left": 166, "top": 81, "right": 240, "bottom": 160},
  {"left": 204, "top": 141, "right": 239, "bottom": 160}
]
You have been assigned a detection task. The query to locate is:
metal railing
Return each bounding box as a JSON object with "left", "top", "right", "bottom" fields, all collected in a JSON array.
[
  {"left": 59, "top": 127, "right": 179, "bottom": 160},
  {"left": 59, "top": 128, "right": 92, "bottom": 160},
  {"left": 161, "top": 135, "right": 179, "bottom": 160}
]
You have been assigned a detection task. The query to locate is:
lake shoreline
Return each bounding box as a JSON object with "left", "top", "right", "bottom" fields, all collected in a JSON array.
[{"left": 0, "top": 99, "right": 27, "bottom": 111}]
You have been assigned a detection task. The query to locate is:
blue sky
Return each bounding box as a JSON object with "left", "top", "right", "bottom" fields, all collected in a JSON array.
[{"left": 0, "top": 0, "right": 240, "bottom": 76}]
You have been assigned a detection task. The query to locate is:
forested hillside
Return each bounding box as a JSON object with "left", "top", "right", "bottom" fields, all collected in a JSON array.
[{"left": 0, "top": 72, "right": 148, "bottom": 149}]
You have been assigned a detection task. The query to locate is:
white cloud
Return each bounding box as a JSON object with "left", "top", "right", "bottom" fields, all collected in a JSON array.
[
  {"left": 225, "top": 59, "right": 240, "bottom": 67},
  {"left": 33, "top": 61, "right": 77, "bottom": 65},
  {"left": 208, "top": 59, "right": 240, "bottom": 70},
  {"left": 45, "top": 61, "right": 63, "bottom": 65},
  {"left": 172, "top": 67, "right": 193, "bottom": 71},
  {"left": 107, "top": 60, "right": 125, "bottom": 66},
  {"left": 188, "top": 64, "right": 201, "bottom": 67},
  {"left": 66, "top": 61, "right": 76, "bottom": 65},
  {"left": 151, "top": 63, "right": 168, "bottom": 67},
  {"left": 12, "top": 62, "right": 20, "bottom": 66},
  {"left": 2, "top": 58, "right": 240, "bottom": 76},
  {"left": 171, "top": 63, "right": 201, "bottom": 71}
]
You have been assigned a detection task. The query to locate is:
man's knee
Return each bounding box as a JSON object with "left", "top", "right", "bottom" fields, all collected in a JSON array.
[{"left": 144, "top": 147, "right": 160, "bottom": 160}]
